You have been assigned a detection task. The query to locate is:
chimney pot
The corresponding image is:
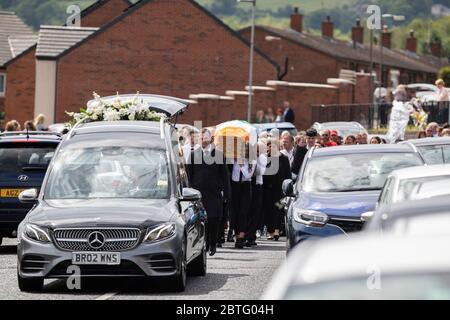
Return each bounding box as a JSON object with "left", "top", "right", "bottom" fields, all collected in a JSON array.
[
  {"left": 382, "top": 26, "right": 392, "bottom": 49},
  {"left": 322, "top": 16, "right": 334, "bottom": 38},
  {"left": 406, "top": 29, "right": 417, "bottom": 53},
  {"left": 352, "top": 18, "right": 364, "bottom": 44},
  {"left": 290, "top": 7, "right": 303, "bottom": 33},
  {"left": 431, "top": 41, "right": 442, "bottom": 57}
]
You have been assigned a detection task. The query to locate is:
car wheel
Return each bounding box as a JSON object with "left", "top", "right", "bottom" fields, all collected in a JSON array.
[
  {"left": 188, "top": 243, "right": 207, "bottom": 276},
  {"left": 18, "top": 273, "right": 44, "bottom": 292},
  {"left": 169, "top": 240, "right": 187, "bottom": 292}
]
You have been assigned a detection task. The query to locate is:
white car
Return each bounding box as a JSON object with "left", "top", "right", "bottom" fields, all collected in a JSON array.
[
  {"left": 363, "top": 164, "right": 450, "bottom": 225},
  {"left": 263, "top": 232, "right": 450, "bottom": 300},
  {"left": 406, "top": 83, "right": 450, "bottom": 102},
  {"left": 312, "top": 121, "right": 368, "bottom": 138}
]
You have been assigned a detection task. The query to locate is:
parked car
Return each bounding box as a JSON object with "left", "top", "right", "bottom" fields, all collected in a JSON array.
[
  {"left": 263, "top": 232, "right": 450, "bottom": 300},
  {"left": 365, "top": 196, "right": 450, "bottom": 235},
  {"left": 48, "top": 123, "right": 70, "bottom": 135},
  {"left": 0, "top": 131, "right": 61, "bottom": 245},
  {"left": 282, "top": 144, "right": 425, "bottom": 251},
  {"left": 406, "top": 83, "right": 450, "bottom": 102},
  {"left": 312, "top": 121, "right": 368, "bottom": 138},
  {"left": 16, "top": 95, "right": 207, "bottom": 292},
  {"left": 362, "top": 165, "right": 450, "bottom": 228},
  {"left": 400, "top": 137, "right": 450, "bottom": 165},
  {"left": 253, "top": 122, "right": 297, "bottom": 137}
]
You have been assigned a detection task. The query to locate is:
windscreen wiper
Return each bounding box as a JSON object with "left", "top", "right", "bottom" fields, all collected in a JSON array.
[{"left": 22, "top": 166, "right": 48, "bottom": 171}]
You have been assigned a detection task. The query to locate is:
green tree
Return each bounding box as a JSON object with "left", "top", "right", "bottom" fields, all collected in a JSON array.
[{"left": 438, "top": 66, "right": 450, "bottom": 85}]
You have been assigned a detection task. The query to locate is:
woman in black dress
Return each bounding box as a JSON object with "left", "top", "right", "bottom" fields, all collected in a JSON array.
[{"left": 263, "top": 138, "right": 291, "bottom": 241}]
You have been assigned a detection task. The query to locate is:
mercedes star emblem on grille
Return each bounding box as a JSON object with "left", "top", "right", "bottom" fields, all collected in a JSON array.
[
  {"left": 18, "top": 175, "right": 29, "bottom": 182},
  {"left": 88, "top": 231, "right": 106, "bottom": 249}
]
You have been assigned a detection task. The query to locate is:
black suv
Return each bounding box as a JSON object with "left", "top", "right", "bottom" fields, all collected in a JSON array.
[{"left": 0, "top": 132, "right": 61, "bottom": 244}]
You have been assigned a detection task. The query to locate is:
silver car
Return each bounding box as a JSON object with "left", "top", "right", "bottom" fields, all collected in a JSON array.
[{"left": 16, "top": 97, "right": 207, "bottom": 292}]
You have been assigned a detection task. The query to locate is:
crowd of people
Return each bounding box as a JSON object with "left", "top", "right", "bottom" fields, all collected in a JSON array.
[
  {"left": 1, "top": 114, "right": 47, "bottom": 133},
  {"left": 179, "top": 122, "right": 391, "bottom": 257},
  {"left": 254, "top": 101, "right": 295, "bottom": 124},
  {"left": 418, "top": 122, "right": 450, "bottom": 138}
]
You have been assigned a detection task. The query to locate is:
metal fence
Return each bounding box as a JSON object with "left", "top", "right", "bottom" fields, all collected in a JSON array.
[{"left": 311, "top": 102, "right": 450, "bottom": 129}]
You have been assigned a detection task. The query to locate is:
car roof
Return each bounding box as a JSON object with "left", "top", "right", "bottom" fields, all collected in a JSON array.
[
  {"left": 87, "top": 94, "right": 189, "bottom": 118},
  {"left": 0, "top": 131, "right": 62, "bottom": 143},
  {"left": 402, "top": 137, "right": 450, "bottom": 147},
  {"left": 388, "top": 196, "right": 450, "bottom": 220},
  {"left": 285, "top": 232, "right": 450, "bottom": 286},
  {"left": 314, "top": 121, "right": 363, "bottom": 129},
  {"left": 253, "top": 122, "right": 296, "bottom": 130},
  {"left": 389, "top": 164, "right": 450, "bottom": 180},
  {"left": 310, "top": 144, "right": 417, "bottom": 157},
  {"left": 71, "top": 121, "right": 163, "bottom": 137}
]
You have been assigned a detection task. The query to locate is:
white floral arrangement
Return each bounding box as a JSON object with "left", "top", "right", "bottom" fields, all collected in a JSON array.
[{"left": 66, "top": 92, "right": 166, "bottom": 125}]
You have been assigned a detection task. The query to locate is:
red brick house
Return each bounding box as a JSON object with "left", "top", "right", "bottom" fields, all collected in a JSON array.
[
  {"left": 239, "top": 9, "right": 444, "bottom": 87},
  {"left": 3, "top": 0, "right": 131, "bottom": 125},
  {"left": 0, "top": 11, "right": 36, "bottom": 125},
  {"left": 30, "top": 0, "right": 279, "bottom": 124}
]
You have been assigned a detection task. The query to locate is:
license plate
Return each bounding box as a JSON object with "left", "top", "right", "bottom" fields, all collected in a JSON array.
[
  {"left": 0, "top": 189, "right": 25, "bottom": 198},
  {"left": 72, "top": 252, "right": 121, "bottom": 265}
]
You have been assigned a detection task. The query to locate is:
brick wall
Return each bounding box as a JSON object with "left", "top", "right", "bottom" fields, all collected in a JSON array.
[
  {"left": 355, "top": 73, "right": 372, "bottom": 104},
  {"left": 3, "top": 0, "right": 131, "bottom": 124},
  {"left": 181, "top": 82, "right": 340, "bottom": 130},
  {"left": 55, "top": 0, "right": 278, "bottom": 122},
  {"left": 81, "top": 0, "right": 130, "bottom": 28},
  {"left": 0, "top": 68, "right": 5, "bottom": 117},
  {"left": 269, "top": 82, "right": 339, "bottom": 130},
  {"left": 240, "top": 28, "right": 340, "bottom": 83},
  {"left": 4, "top": 48, "right": 36, "bottom": 125}
]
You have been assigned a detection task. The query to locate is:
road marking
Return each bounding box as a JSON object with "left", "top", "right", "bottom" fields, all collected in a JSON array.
[{"left": 96, "top": 292, "right": 118, "bottom": 300}]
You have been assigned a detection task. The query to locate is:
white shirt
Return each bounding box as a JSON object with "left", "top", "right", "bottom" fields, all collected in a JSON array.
[
  {"left": 183, "top": 143, "right": 200, "bottom": 163},
  {"left": 438, "top": 87, "right": 449, "bottom": 102},
  {"left": 280, "top": 148, "right": 294, "bottom": 166},
  {"left": 231, "top": 160, "right": 256, "bottom": 183},
  {"left": 255, "top": 154, "right": 267, "bottom": 185},
  {"left": 201, "top": 144, "right": 212, "bottom": 155}
]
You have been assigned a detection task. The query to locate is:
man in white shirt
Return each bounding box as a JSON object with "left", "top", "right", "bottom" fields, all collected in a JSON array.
[
  {"left": 182, "top": 128, "right": 200, "bottom": 163},
  {"left": 231, "top": 148, "right": 256, "bottom": 249},
  {"left": 247, "top": 141, "right": 267, "bottom": 246},
  {"left": 280, "top": 132, "right": 295, "bottom": 167}
]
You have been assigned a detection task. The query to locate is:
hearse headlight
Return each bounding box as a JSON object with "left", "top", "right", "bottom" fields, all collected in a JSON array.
[
  {"left": 294, "top": 209, "right": 329, "bottom": 227},
  {"left": 24, "top": 224, "right": 51, "bottom": 243},
  {"left": 144, "top": 223, "right": 176, "bottom": 243}
]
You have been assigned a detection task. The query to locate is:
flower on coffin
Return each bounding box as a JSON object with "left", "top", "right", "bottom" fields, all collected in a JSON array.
[{"left": 65, "top": 91, "right": 166, "bottom": 125}]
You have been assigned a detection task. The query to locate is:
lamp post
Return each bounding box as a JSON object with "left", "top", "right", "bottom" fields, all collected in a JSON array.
[
  {"left": 374, "top": 14, "right": 405, "bottom": 128},
  {"left": 238, "top": 0, "right": 256, "bottom": 123},
  {"left": 379, "top": 14, "right": 405, "bottom": 98}
]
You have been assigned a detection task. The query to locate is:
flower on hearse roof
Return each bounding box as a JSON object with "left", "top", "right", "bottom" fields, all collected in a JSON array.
[{"left": 65, "top": 91, "right": 166, "bottom": 126}]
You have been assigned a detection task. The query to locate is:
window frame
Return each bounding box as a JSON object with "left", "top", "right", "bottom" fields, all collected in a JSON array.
[{"left": 0, "top": 73, "right": 5, "bottom": 97}]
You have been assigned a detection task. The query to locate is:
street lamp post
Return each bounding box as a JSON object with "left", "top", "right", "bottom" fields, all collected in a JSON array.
[
  {"left": 238, "top": 0, "right": 256, "bottom": 123},
  {"left": 375, "top": 14, "right": 405, "bottom": 128}
]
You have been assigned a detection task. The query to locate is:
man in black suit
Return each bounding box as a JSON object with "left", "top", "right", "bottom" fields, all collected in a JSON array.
[
  {"left": 186, "top": 128, "right": 230, "bottom": 256},
  {"left": 283, "top": 101, "right": 295, "bottom": 124},
  {"left": 292, "top": 128, "right": 318, "bottom": 177}
]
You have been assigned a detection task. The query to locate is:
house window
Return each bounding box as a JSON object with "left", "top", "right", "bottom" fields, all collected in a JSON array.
[{"left": 0, "top": 73, "right": 5, "bottom": 97}]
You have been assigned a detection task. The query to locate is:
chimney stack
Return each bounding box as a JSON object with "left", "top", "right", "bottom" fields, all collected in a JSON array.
[
  {"left": 431, "top": 39, "right": 442, "bottom": 57},
  {"left": 322, "top": 16, "right": 334, "bottom": 38},
  {"left": 352, "top": 18, "right": 364, "bottom": 44},
  {"left": 290, "top": 7, "right": 303, "bottom": 33},
  {"left": 381, "top": 25, "right": 391, "bottom": 49},
  {"left": 406, "top": 30, "right": 417, "bottom": 53}
]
